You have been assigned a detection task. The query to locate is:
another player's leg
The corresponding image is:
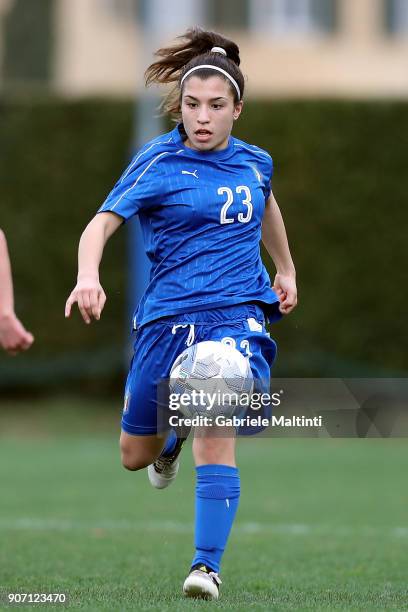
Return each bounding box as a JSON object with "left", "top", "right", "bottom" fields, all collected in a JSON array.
[{"left": 183, "top": 429, "right": 239, "bottom": 600}]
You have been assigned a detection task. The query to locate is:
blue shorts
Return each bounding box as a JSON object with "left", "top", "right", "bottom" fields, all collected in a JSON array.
[{"left": 121, "top": 303, "right": 277, "bottom": 437}]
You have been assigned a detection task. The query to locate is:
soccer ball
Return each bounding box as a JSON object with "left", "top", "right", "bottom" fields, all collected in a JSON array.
[{"left": 169, "top": 340, "right": 253, "bottom": 419}]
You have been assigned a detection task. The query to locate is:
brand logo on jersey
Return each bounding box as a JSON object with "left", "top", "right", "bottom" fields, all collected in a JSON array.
[
  {"left": 250, "top": 164, "right": 262, "bottom": 183},
  {"left": 181, "top": 170, "right": 199, "bottom": 179}
]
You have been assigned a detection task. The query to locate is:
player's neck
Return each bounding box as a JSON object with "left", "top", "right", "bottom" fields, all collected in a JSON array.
[{"left": 183, "top": 135, "right": 230, "bottom": 152}]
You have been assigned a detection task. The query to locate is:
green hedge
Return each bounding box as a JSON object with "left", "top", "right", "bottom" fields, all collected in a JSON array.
[
  {"left": 238, "top": 101, "right": 407, "bottom": 376},
  {"left": 0, "top": 98, "right": 406, "bottom": 390}
]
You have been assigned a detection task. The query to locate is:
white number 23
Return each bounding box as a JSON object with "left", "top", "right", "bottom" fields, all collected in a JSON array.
[{"left": 218, "top": 185, "right": 253, "bottom": 225}]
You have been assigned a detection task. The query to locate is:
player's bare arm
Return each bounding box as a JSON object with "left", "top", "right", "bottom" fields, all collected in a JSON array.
[
  {"left": 0, "top": 228, "right": 34, "bottom": 354},
  {"left": 65, "top": 211, "right": 122, "bottom": 324},
  {"left": 261, "top": 192, "right": 297, "bottom": 315}
]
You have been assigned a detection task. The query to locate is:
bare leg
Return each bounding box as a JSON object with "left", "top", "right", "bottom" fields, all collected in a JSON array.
[
  {"left": 119, "top": 430, "right": 167, "bottom": 471},
  {"left": 192, "top": 426, "right": 236, "bottom": 466}
]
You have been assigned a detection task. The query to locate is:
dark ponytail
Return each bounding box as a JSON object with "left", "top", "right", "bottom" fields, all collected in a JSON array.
[{"left": 144, "top": 27, "right": 244, "bottom": 119}]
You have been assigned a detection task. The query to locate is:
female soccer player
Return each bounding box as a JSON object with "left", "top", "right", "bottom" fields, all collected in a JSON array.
[{"left": 65, "top": 28, "right": 297, "bottom": 600}]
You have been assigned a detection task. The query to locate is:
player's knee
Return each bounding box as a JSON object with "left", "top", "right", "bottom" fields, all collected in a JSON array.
[
  {"left": 119, "top": 432, "right": 159, "bottom": 471},
  {"left": 120, "top": 440, "right": 160, "bottom": 471},
  {"left": 121, "top": 458, "right": 146, "bottom": 471},
  {"left": 121, "top": 450, "right": 152, "bottom": 471}
]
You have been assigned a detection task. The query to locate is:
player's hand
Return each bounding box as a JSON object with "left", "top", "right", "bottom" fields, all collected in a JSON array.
[
  {"left": 273, "top": 273, "right": 297, "bottom": 315},
  {"left": 65, "top": 275, "right": 106, "bottom": 324},
  {"left": 0, "top": 312, "right": 34, "bottom": 355}
]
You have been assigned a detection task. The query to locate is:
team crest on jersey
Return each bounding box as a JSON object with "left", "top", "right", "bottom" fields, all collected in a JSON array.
[
  {"left": 250, "top": 164, "right": 262, "bottom": 183},
  {"left": 123, "top": 392, "right": 131, "bottom": 414}
]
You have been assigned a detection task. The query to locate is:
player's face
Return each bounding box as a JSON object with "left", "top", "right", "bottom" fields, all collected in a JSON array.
[{"left": 181, "top": 75, "right": 243, "bottom": 152}]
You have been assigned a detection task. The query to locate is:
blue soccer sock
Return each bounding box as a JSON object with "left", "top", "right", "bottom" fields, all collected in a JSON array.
[
  {"left": 191, "top": 464, "right": 240, "bottom": 574},
  {"left": 161, "top": 428, "right": 177, "bottom": 456}
]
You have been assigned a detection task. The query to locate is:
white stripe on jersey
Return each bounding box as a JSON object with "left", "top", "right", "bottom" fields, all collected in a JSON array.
[
  {"left": 233, "top": 143, "right": 271, "bottom": 159},
  {"left": 110, "top": 151, "right": 170, "bottom": 210},
  {"left": 120, "top": 137, "right": 173, "bottom": 183}
]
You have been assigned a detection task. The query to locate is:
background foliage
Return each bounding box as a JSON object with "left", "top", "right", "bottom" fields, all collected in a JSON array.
[{"left": 1, "top": 98, "right": 406, "bottom": 391}]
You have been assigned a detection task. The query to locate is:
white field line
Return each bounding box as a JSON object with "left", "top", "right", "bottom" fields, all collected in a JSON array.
[{"left": 0, "top": 518, "right": 406, "bottom": 538}]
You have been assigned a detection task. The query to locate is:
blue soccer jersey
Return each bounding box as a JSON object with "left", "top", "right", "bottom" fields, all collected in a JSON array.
[{"left": 98, "top": 123, "right": 281, "bottom": 328}]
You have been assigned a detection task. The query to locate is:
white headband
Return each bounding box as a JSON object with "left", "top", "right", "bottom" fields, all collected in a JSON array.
[{"left": 180, "top": 65, "right": 241, "bottom": 100}]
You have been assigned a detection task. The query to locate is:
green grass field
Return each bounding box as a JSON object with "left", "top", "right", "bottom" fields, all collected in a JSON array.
[{"left": 0, "top": 398, "right": 407, "bottom": 610}]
